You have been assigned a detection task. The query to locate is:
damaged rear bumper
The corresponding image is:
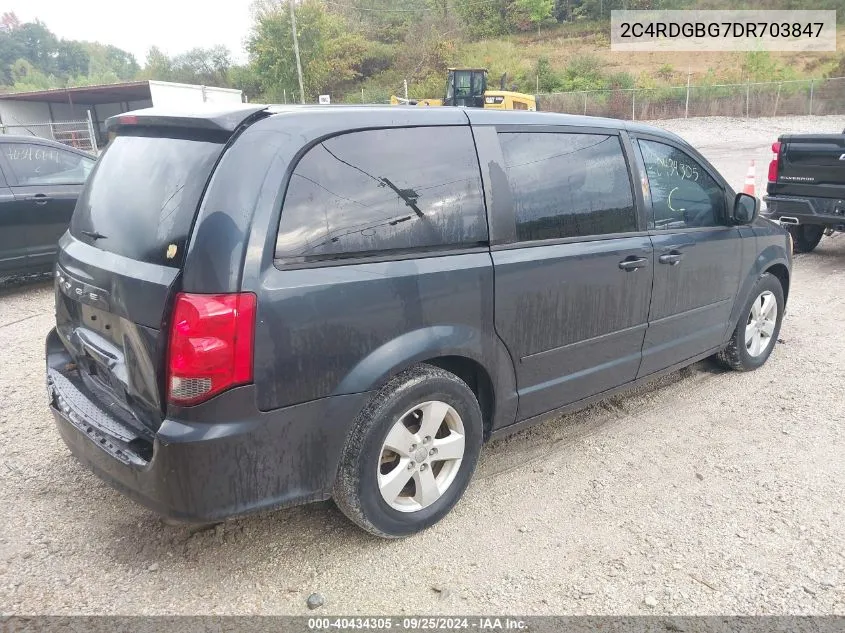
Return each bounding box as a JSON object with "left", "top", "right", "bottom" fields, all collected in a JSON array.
[{"left": 46, "top": 327, "right": 370, "bottom": 522}]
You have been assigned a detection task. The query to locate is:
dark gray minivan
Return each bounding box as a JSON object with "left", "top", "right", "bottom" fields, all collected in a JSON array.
[{"left": 46, "top": 104, "right": 792, "bottom": 537}]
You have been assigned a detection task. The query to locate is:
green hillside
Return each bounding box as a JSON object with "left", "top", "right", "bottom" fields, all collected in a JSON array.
[{"left": 2, "top": 1, "right": 845, "bottom": 104}]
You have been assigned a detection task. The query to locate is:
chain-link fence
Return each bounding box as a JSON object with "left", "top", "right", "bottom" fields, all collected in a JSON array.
[
  {"left": 0, "top": 115, "right": 98, "bottom": 152},
  {"left": 537, "top": 77, "right": 845, "bottom": 121}
]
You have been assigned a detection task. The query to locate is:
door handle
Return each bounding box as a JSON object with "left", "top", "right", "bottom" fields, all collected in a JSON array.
[
  {"left": 658, "top": 252, "right": 684, "bottom": 266},
  {"left": 618, "top": 257, "right": 649, "bottom": 271},
  {"left": 27, "top": 194, "right": 51, "bottom": 205}
]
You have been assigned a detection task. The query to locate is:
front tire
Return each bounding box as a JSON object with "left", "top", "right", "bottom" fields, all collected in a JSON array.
[
  {"left": 333, "top": 364, "right": 483, "bottom": 538},
  {"left": 788, "top": 224, "right": 824, "bottom": 253},
  {"left": 717, "top": 273, "right": 784, "bottom": 371}
]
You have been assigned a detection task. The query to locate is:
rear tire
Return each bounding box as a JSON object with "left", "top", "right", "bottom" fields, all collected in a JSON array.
[
  {"left": 717, "top": 273, "right": 784, "bottom": 372},
  {"left": 788, "top": 224, "right": 824, "bottom": 253},
  {"left": 333, "top": 364, "right": 483, "bottom": 538}
]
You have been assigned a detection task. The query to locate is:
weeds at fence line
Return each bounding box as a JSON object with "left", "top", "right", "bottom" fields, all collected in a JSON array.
[{"left": 536, "top": 77, "right": 845, "bottom": 120}]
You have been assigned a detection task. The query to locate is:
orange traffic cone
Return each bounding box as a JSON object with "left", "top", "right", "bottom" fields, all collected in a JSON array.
[{"left": 743, "top": 160, "right": 756, "bottom": 196}]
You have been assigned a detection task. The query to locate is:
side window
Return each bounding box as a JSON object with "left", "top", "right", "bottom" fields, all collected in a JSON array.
[
  {"left": 499, "top": 132, "right": 637, "bottom": 242},
  {"left": 275, "top": 127, "right": 487, "bottom": 263},
  {"left": 639, "top": 140, "right": 725, "bottom": 230},
  {"left": 2, "top": 143, "right": 94, "bottom": 186}
]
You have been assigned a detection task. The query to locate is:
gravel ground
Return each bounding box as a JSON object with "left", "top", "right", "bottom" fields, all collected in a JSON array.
[{"left": 2, "top": 116, "right": 845, "bottom": 616}]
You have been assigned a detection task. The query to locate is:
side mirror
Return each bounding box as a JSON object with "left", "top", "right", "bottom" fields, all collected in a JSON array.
[{"left": 733, "top": 193, "right": 759, "bottom": 224}]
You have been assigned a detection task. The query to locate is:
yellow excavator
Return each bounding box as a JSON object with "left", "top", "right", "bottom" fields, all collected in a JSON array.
[{"left": 390, "top": 68, "right": 537, "bottom": 111}]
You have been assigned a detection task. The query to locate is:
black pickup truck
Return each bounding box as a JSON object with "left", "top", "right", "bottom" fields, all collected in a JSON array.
[{"left": 764, "top": 132, "right": 845, "bottom": 252}]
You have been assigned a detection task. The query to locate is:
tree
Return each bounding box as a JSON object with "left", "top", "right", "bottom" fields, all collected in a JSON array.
[
  {"left": 325, "top": 0, "right": 429, "bottom": 43},
  {"left": 0, "top": 29, "right": 25, "bottom": 84},
  {"left": 56, "top": 40, "right": 90, "bottom": 78},
  {"left": 248, "top": 0, "right": 371, "bottom": 101},
  {"left": 9, "top": 58, "right": 62, "bottom": 92},
  {"left": 515, "top": 0, "right": 553, "bottom": 34},
  {"left": 141, "top": 46, "right": 174, "bottom": 81},
  {"left": 229, "top": 64, "right": 263, "bottom": 100},
  {"left": 0, "top": 18, "right": 136, "bottom": 89},
  {"left": 426, "top": 0, "right": 449, "bottom": 19},
  {"left": 13, "top": 22, "right": 59, "bottom": 74},
  {"left": 170, "top": 46, "right": 233, "bottom": 85},
  {"left": 536, "top": 56, "right": 560, "bottom": 91},
  {"left": 453, "top": 0, "right": 512, "bottom": 37},
  {"left": 1, "top": 12, "right": 21, "bottom": 32},
  {"left": 141, "top": 45, "right": 234, "bottom": 86},
  {"left": 85, "top": 43, "right": 140, "bottom": 81}
]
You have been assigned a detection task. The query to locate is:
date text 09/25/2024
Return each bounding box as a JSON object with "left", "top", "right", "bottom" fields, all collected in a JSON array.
[{"left": 307, "top": 618, "right": 527, "bottom": 631}]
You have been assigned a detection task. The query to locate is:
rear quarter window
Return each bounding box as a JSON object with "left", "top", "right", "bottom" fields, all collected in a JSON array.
[{"left": 275, "top": 126, "right": 487, "bottom": 264}]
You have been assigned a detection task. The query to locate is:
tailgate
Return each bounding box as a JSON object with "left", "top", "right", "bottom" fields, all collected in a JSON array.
[
  {"left": 54, "top": 124, "right": 232, "bottom": 431},
  {"left": 55, "top": 238, "right": 177, "bottom": 432},
  {"left": 771, "top": 133, "right": 845, "bottom": 198}
]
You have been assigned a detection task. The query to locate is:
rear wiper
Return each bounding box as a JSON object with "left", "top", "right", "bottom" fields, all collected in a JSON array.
[{"left": 81, "top": 230, "right": 107, "bottom": 241}]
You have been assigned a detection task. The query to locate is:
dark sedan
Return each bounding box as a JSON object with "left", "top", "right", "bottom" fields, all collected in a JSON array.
[{"left": 0, "top": 136, "right": 95, "bottom": 277}]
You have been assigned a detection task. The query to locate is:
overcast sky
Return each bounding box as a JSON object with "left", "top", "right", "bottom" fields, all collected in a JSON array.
[{"left": 10, "top": 0, "right": 255, "bottom": 63}]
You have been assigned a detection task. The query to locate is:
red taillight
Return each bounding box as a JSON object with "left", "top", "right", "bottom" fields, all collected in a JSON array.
[
  {"left": 167, "top": 292, "right": 256, "bottom": 406},
  {"left": 119, "top": 115, "right": 139, "bottom": 126},
  {"left": 768, "top": 141, "right": 782, "bottom": 183}
]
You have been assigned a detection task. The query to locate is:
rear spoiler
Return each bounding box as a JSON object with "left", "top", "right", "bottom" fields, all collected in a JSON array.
[{"left": 106, "top": 104, "right": 270, "bottom": 134}]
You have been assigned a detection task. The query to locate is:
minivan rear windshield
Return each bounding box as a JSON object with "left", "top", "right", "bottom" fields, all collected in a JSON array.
[{"left": 70, "top": 129, "right": 226, "bottom": 267}]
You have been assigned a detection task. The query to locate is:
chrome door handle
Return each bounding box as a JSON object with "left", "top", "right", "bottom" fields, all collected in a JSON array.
[
  {"left": 658, "top": 253, "right": 683, "bottom": 265},
  {"left": 618, "top": 257, "right": 649, "bottom": 271}
]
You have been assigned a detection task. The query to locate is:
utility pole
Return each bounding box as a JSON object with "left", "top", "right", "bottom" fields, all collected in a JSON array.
[{"left": 289, "top": 0, "right": 305, "bottom": 104}]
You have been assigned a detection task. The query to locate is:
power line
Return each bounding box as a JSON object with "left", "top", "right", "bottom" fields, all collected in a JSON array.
[
  {"left": 291, "top": 172, "right": 371, "bottom": 209},
  {"left": 320, "top": 0, "right": 504, "bottom": 13},
  {"left": 320, "top": 0, "right": 430, "bottom": 12},
  {"left": 319, "top": 142, "right": 383, "bottom": 185},
  {"left": 503, "top": 136, "right": 614, "bottom": 170}
]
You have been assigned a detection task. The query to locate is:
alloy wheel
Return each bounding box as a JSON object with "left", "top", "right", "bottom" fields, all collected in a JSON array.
[
  {"left": 746, "top": 290, "right": 777, "bottom": 358},
  {"left": 377, "top": 401, "right": 465, "bottom": 512}
]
